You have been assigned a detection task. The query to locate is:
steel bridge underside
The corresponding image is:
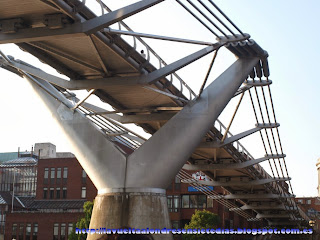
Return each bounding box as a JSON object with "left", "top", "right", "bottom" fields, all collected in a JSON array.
[{"left": 0, "top": 0, "right": 309, "bottom": 228}]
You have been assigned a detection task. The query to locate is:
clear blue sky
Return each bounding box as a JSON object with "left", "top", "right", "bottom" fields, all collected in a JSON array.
[{"left": 0, "top": 0, "right": 319, "bottom": 196}]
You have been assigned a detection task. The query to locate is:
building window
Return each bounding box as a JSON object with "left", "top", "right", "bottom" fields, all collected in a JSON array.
[
  {"left": 167, "top": 195, "right": 180, "bottom": 212},
  {"left": 44, "top": 168, "right": 49, "bottom": 184},
  {"left": 50, "top": 168, "right": 55, "bottom": 184},
  {"left": 33, "top": 223, "right": 38, "bottom": 240},
  {"left": 63, "top": 187, "right": 67, "bottom": 199},
  {"left": 81, "top": 187, "right": 86, "bottom": 199},
  {"left": 12, "top": 223, "right": 17, "bottom": 240},
  {"left": 198, "top": 195, "right": 207, "bottom": 208},
  {"left": 181, "top": 195, "right": 207, "bottom": 209},
  {"left": 63, "top": 167, "right": 68, "bottom": 184},
  {"left": 182, "top": 195, "right": 190, "bottom": 208},
  {"left": 57, "top": 168, "right": 61, "bottom": 184},
  {"left": 61, "top": 223, "right": 66, "bottom": 240},
  {"left": 19, "top": 223, "right": 24, "bottom": 240},
  {"left": 82, "top": 170, "right": 87, "bottom": 184},
  {"left": 26, "top": 223, "right": 31, "bottom": 240},
  {"left": 307, "top": 199, "right": 312, "bottom": 205},
  {"left": 68, "top": 223, "right": 73, "bottom": 236},
  {"left": 53, "top": 223, "right": 59, "bottom": 240},
  {"left": 56, "top": 188, "right": 61, "bottom": 199},
  {"left": 0, "top": 211, "right": 4, "bottom": 235},
  {"left": 230, "top": 220, "right": 234, "bottom": 229},
  {"left": 50, "top": 188, "right": 54, "bottom": 199},
  {"left": 174, "top": 175, "right": 181, "bottom": 190},
  {"left": 168, "top": 196, "right": 173, "bottom": 210},
  {"left": 43, "top": 188, "right": 48, "bottom": 199},
  {"left": 190, "top": 195, "right": 198, "bottom": 208}
]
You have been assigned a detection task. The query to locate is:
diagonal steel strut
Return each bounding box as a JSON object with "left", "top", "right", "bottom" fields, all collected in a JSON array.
[
  {"left": 126, "top": 57, "right": 259, "bottom": 189},
  {"left": 0, "top": 0, "right": 164, "bottom": 44},
  {"left": 2, "top": 45, "right": 220, "bottom": 90}
]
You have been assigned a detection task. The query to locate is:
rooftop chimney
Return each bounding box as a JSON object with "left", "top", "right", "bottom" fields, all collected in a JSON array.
[{"left": 33, "top": 143, "right": 56, "bottom": 159}]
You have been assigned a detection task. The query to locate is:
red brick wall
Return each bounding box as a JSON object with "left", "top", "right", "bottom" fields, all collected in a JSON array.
[
  {"left": 166, "top": 173, "right": 260, "bottom": 230},
  {"left": 5, "top": 211, "right": 83, "bottom": 240},
  {"left": 296, "top": 197, "right": 320, "bottom": 230},
  {"left": 4, "top": 157, "right": 98, "bottom": 240},
  {"left": 36, "top": 157, "right": 97, "bottom": 201}
]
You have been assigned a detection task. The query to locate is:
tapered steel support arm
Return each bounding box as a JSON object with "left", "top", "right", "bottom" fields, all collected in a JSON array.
[
  {"left": 183, "top": 154, "right": 286, "bottom": 170},
  {"left": 230, "top": 204, "right": 285, "bottom": 211},
  {"left": 184, "top": 177, "right": 290, "bottom": 187},
  {"left": 214, "top": 193, "right": 295, "bottom": 200},
  {"left": 193, "top": 123, "right": 280, "bottom": 149},
  {"left": 256, "top": 213, "right": 290, "bottom": 219},
  {"left": 22, "top": 75, "right": 127, "bottom": 191},
  {"left": 126, "top": 57, "right": 259, "bottom": 189}
]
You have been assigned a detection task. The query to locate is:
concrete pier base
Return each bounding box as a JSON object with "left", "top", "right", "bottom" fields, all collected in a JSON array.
[{"left": 87, "top": 190, "right": 173, "bottom": 240}]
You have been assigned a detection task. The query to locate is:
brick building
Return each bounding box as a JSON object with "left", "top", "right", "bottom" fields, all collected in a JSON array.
[
  {"left": 1, "top": 143, "right": 97, "bottom": 240},
  {"left": 166, "top": 171, "right": 261, "bottom": 238},
  {"left": 0, "top": 143, "right": 277, "bottom": 240},
  {"left": 296, "top": 197, "right": 320, "bottom": 231}
]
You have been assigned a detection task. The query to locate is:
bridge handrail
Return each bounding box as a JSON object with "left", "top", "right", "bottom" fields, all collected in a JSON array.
[
  {"left": 96, "top": 0, "right": 197, "bottom": 101},
  {"left": 214, "top": 119, "right": 271, "bottom": 178},
  {"left": 214, "top": 119, "right": 254, "bottom": 160}
]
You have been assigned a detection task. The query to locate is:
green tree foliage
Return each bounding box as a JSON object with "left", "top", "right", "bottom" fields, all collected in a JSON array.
[
  {"left": 182, "top": 210, "right": 220, "bottom": 240},
  {"left": 68, "top": 201, "right": 94, "bottom": 240}
]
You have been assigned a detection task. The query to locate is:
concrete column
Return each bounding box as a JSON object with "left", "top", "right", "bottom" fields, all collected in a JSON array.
[{"left": 88, "top": 190, "right": 171, "bottom": 240}]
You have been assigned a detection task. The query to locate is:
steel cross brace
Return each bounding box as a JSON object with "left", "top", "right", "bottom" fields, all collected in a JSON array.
[
  {"left": 182, "top": 177, "right": 290, "bottom": 187},
  {"left": 0, "top": 0, "right": 164, "bottom": 44},
  {"left": 229, "top": 203, "right": 285, "bottom": 211},
  {"left": 210, "top": 193, "right": 295, "bottom": 200},
  {"left": 183, "top": 154, "right": 286, "bottom": 170},
  {"left": 2, "top": 45, "right": 220, "bottom": 91}
]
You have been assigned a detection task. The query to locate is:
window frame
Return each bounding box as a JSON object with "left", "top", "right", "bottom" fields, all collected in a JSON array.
[
  {"left": 63, "top": 167, "right": 68, "bottom": 184},
  {"left": 50, "top": 168, "right": 55, "bottom": 184},
  {"left": 56, "top": 188, "right": 61, "bottom": 199},
  {"left": 81, "top": 187, "right": 86, "bottom": 199},
  {"left": 53, "top": 223, "right": 59, "bottom": 240},
  {"left": 32, "top": 223, "right": 38, "bottom": 240},
  {"left": 44, "top": 168, "right": 49, "bottom": 184},
  {"left": 49, "top": 187, "right": 54, "bottom": 199},
  {"left": 43, "top": 187, "right": 48, "bottom": 199},
  {"left": 181, "top": 194, "right": 207, "bottom": 209},
  {"left": 63, "top": 187, "right": 67, "bottom": 199}
]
